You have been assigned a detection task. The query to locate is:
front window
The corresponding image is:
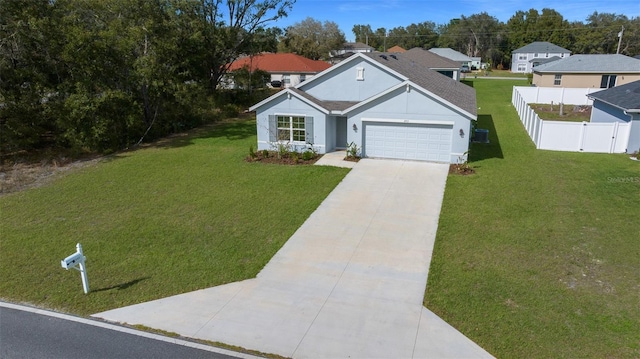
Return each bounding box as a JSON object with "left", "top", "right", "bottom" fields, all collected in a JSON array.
[
  {"left": 282, "top": 74, "right": 290, "bottom": 85},
  {"left": 554, "top": 74, "right": 562, "bottom": 86},
  {"left": 300, "top": 74, "right": 306, "bottom": 82},
  {"left": 600, "top": 75, "right": 617, "bottom": 88},
  {"left": 517, "top": 63, "right": 527, "bottom": 72},
  {"left": 277, "top": 115, "right": 305, "bottom": 142},
  {"left": 518, "top": 54, "right": 527, "bottom": 60}
]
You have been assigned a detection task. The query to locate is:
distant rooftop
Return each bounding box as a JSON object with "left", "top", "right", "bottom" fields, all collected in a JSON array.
[
  {"left": 228, "top": 53, "right": 331, "bottom": 73},
  {"left": 513, "top": 41, "right": 571, "bottom": 54},
  {"left": 533, "top": 54, "right": 640, "bottom": 73},
  {"left": 428, "top": 48, "right": 472, "bottom": 62}
]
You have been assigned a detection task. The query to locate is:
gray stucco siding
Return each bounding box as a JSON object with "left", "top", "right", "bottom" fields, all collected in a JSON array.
[
  {"left": 300, "top": 58, "right": 403, "bottom": 102},
  {"left": 590, "top": 101, "right": 630, "bottom": 123},
  {"left": 254, "top": 95, "right": 328, "bottom": 153}
]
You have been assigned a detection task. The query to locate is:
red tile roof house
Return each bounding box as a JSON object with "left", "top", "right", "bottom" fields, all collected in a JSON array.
[{"left": 224, "top": 53, "right": 331, "bottom": 89}]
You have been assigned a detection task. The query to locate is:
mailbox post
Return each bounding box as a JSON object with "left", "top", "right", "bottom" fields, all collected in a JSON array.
[{"left": 61, "top": 243, "right": 89, "bottom": 294}]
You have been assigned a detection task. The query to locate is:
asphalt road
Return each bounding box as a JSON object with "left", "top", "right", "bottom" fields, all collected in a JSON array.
[{"left": 0, "top": 304, "right": 247, "bottom": 359}]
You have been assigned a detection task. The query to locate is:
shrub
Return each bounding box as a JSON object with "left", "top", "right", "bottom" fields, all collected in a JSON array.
[
  {"left": 302, "top": 150, "right": 315, "bottom": 161},
  {"left": 262, "top": 149, "right": 269, "bottom": 158}
]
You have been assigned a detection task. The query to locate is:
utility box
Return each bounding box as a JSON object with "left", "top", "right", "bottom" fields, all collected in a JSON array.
[{"left": 474, "top": 129, "right": 489, "bottom": 143}]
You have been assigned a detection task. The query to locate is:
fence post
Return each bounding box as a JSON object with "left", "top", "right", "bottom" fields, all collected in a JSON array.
[{"left": 610, "top": 122, "right": 619, "bottom": 153}]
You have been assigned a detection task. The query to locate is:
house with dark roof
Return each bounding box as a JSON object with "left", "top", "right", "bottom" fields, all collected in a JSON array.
[
  {"left": 587, "top": 80, "right": 640, "bottom": 154},
  {"left": 532, "top": 54, "right": 640, "bottom": 88},
  {"left": 428, "top": 48, "right": 472, "bottom": 68},
  {"left": 404, "top": 47, "right": 464, "bottom": 81},
  {"left": 249, "top": 52, "right": 477, "bottom": 163},
  {"left": 511, "top": 42, "right": 571, "bottom": 73},
  {"left": 225, "top": 53, "right": 331, "bottom": 89}
]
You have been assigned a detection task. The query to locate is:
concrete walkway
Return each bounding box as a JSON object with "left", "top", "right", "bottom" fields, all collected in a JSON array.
[{"left": 94, "top": 159, "right": 493, "bottom": 359}]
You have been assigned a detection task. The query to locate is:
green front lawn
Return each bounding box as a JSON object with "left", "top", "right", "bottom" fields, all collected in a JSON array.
[
  {"left": 426, "top": 79, "right": 640, "bottom": 358},
  {"left": 0, "top": 119, "right": 349, "bottom": 316}
]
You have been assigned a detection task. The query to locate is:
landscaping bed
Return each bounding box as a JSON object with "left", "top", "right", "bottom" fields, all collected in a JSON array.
[{"left": 530, "top": 103, "right": 592, "bottom": 122}]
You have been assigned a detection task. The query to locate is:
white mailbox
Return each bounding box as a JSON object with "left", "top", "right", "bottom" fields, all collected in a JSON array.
[
  {"left": 60, "top": 243, "right": 89, "bottom": 294},
  {"left": 61, "top": 252, "right": 85, "bottom": 270}
]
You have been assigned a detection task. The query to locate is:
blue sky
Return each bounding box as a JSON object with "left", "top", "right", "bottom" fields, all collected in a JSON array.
[{"left": 271, "top": 0, "right": 639, "bottom": 41}]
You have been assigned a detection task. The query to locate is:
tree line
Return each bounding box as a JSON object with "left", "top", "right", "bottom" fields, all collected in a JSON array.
[
  {"left": 281, "top": 10, "right": 639, "bottom": 69},
  {"left": 2, "top": 2, "right": 638, "bottom": 157},
  {"left": 0, "top": 0, "right": 291, "bottom": 156}
]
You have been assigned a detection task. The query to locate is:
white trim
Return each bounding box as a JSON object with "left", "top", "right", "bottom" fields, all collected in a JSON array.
[
  {"left": 362, "top": 118, "right": 455, "bottom": 126},
  {"left": 250, "top": 89, "right": 329, "bottom": 114},
  {"left": 275, "top": 114, "right": 307, "bottom": 144}
]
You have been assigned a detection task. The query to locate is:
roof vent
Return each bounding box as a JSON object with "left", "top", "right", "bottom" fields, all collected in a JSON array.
[
  {"left": 390, "top": 54, "right": 397, "bottom": 60},
  {"left": 379, "top": 54, "right": 387, "bottom": 60}
]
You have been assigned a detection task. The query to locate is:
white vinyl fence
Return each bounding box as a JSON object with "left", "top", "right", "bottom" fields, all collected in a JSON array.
[{"left": 512, "top": 87, "right": 630, "bottom": 153}]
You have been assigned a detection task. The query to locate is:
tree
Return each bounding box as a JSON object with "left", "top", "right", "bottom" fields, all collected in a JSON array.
[
  {"left": 437, "top": 13, "right": 506, "bottom": 67},
  {"left": 281, "top": 17, "right": 345, "bottom": 60}
]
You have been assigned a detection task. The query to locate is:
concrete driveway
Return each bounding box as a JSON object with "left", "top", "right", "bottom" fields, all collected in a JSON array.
[{"left": 94, "top": 159, "right": 493, "bottom": 358}]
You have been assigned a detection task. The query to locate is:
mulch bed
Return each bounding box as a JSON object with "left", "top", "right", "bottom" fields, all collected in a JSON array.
[
  {"left": 246, "top": 150, "right": 321, "bottom": 165},
  {"left": 449, "top": 163, "right": 475, "bottom": 175}
]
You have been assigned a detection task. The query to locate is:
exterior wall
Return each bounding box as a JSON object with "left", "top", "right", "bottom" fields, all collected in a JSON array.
[
  {"left": 533, "top": 73, "right": 640, "bottom": 88},
  {"left": 254, "top": 95, "right": 328, "bottom": 153},
  {"left": 299, "top": 57, "right": 403, "bottom": 102},
  {"left": 270, "top": 73, "right": 315, "bottom": 88},
  {"left": 345, "top": 86, "right": 472, "bottom": 163},
  {"left": 591, "top": 101, "right": 640, "bottom": 153},
  {"left": 512, "top": 52, "right": 569, "bottom": 73}
]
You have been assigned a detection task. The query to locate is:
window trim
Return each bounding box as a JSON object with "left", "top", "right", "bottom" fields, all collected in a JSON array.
[
  {"left": 553, "top": 74, "right": 562, "bottom": 86},
  {"left": 276, "top": 114, "right": 306, "bottom": 143},
  {"left": 600, "top": 74, "right": 617, "bottom": 88}
]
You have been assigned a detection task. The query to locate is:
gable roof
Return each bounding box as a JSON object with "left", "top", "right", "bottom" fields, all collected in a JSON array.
[
  {"left": 588, "top": 80, "right": 640, "bottom": 112},
  {"left": 513, "top": 41, "right": 571, "bottom": 54},
  {"left": 428, "top": 48, "right": 472, "bottom": 62},
  {"left": 251, "top": 52, "right": 477, "bottom": 119},
  {"left": 533, "top": 54, "right": 640, "bottom": 73},
  {"left": 387, "top": 45, "right": 406, "bottom": 53},
  {"left": 404, "top": 47, "right": 460, "bottom": 69},
  {"left": 228, "top": 53, "right": 331, "bottom": 73},
  {"left": 363, "top": 52, "right": 476, "bottom": 116}
]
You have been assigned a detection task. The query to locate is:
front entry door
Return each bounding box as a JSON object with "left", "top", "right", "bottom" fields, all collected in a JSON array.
[{"left": 336, "top": 117, "right": 347, "bottom": 149}]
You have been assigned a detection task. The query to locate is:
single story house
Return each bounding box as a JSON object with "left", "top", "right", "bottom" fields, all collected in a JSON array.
[
  {"left": 404, "top": 47, "right": 463, "bottom": 81},
  {"left": 511, "top": 41, "right": 571, "bottom": 73},
  {"left": 532, "top": 54, "right": 640, "bottom": 88},
  {"left": 226, "top": 53, "right": 331, "bottom": 89},
  {"left": 249, "top": 52, "right": 477, "bottom": 163},
  {"left": 428, "top": 48, "right": 472, "bottom": 68},
  {"left": 587, "top": 80, "right": 640, "bottom": 154}
]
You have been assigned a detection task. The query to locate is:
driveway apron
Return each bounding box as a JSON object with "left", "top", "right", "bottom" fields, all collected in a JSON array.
[{"left": 94, "top": 159, "right": 493, "bottom": 358}]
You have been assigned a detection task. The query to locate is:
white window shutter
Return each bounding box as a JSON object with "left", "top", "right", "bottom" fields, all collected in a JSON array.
[{"left": 305, "top": 117, "right": 314, "bottom": 144}]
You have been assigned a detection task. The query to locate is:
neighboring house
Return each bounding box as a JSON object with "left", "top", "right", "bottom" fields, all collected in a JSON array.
[
  {"left": 428, "top": 48, "right": 472, "bottom": 68},
  {"left": 404, "top": 47, "right": 463, "bottom": 81},
  {"left": 249, "top": 52, "right": 477, "bottom": 163},
  {"left": 532, "top": 54, "right": 640, "bottom": 88},
  {"left": 387, "top": 45, "right": 406, "bottom": 53},
  {"left": 587, "top": 80, "right": 640, "bottom": 154},
  {"left": 329, "top": 42, "right": 375, "bottom": 64},
  {"left": 226, "top": 53, "right": 331, "bottom": 89},
  {"left": 470, "top": 57, "right": 481, "bottom": 70},
  {"left": 511, "top": 42, "right": 571, "bottom": 73}
]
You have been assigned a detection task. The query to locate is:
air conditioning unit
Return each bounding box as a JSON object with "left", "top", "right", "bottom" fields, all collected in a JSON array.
[{"left": 473, "top": 129, "right": 489, "bottom": 143}]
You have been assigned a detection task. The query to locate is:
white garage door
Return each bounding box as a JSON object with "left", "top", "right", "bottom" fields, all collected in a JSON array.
[{"left": 364, "top": 122, "right": 453, "bottom": 162}]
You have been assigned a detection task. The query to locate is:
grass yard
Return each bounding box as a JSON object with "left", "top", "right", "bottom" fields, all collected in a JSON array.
[
  {"left": 530, "top": 103, "right": 592, "bottom": 122},
  {"left": 426, "top": 79, "right": 640, "bottom": 358},
  {"left": 0, "top": 119, "right": 349, "bottom": 316}
]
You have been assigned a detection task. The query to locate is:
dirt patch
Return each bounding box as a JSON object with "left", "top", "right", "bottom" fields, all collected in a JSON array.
[
  {"left": 449, "top": 163, "right": 475, "bottom": 175},
  {"left": 0, "top": 156, "right": 102, "bottom": 195},
  {"left": 530, "top": 103, "right": 592, "bottom": 122}
]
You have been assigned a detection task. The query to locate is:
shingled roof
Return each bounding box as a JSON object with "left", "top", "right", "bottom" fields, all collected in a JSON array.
[
  {"left": 404, "top": 47, "right": 460, "bottom": 69},
  {"left": 363, "top": 52, "right": 477, "bottom": 116},
  {"left": 512, "top": 41, "right": 570, "bottom": 54},
  {"left": 228, "top": 53, "right": 331, "bottom": 73},
  {"left": 533, "top": 54, "right": 640, "bottom": 73},
  {"left": 588, "top": 80, "right": 640, "bottom": 111}
]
